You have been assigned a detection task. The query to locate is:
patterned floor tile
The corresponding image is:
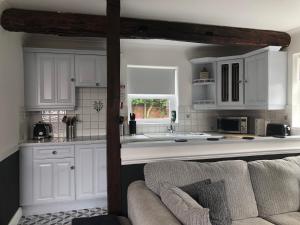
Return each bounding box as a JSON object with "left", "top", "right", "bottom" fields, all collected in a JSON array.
[{"left": 18, "top": 208, "right": 107, "bottom": 225}]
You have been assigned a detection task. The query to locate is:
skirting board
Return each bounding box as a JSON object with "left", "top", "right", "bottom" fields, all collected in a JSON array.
[
  {"left": 22, "top": 198, "right": 107, "bottom": 216},
  {"left": 8, "top": 207, "right": 22, "bottom": 225}
]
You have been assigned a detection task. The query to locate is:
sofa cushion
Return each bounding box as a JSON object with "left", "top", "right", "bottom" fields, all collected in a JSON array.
[
  {"left": 180, "top": 179, "right": 211, "bottom": 200},
  {"left": 232, "top": 218, "right": 274, "bottom": 225},
  {"left": 144, "top": 160, "right": 258, "bottom": 220},
  {"left": 248, "top": 159, "right": 300, "bottom": 217},
  {"left": 197, "top": 180, "right": 231, "bottom": 225},
  {"left": 265, "top": 212, "right": 300, "bottom": 225},
  {"left": 160, "top": 183, "right": 211, "bottom": 225}
]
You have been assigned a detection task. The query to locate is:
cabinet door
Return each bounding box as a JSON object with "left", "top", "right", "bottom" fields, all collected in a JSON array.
[
  {"left": 75, "top": 144, "right": 107, "bottom": 200},
  {"left": 94, "top": 145, "right": 107, "bottom": 197},
  {"left": 56, "top": 54, "right": 75, "bottom": 105},
  {"left": 245, "top": 52, "right": 268, "bottom": 107},
  {"left": 33, "top": 159, "right": 55, "bottom": 204},
  {"left": 217, "top": 59, "right": 244, "bottom": 106},
  {"left": 54, "top": 158, "right": 75, "bottom": 201},
  {"left": 75, "top": 55, "right": 107, "bottom": 87},
  {"left": 37, "top": 54, "right": 56, "bottom": 105},
  {"left": 33, "top": 158, "right": 75, "bottom": 204}
]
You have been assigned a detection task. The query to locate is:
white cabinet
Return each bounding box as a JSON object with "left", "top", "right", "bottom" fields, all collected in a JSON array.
[
  {"left": 20, "top": 143, "right": 107, "bottom": 208},
  {"left": 75, "top": 55, "right": 107, "bottom": 87},
  {"left": 191, "top": 47, "right": 287, "bottom": 110},
  {"left": 244, "top": 51, "right": 287, "bottom": 109},
  {"left": 37, "top": 54, "right": 56, "bottom": 105},
  {"left": 75, "top": 144, "right": 107, "bottom": 200},
  {"left": 25, "top": 52, "right": 75, "bottom": 110},
  {"left": 33, "top": 158, "right": 75, "bottom": 204},
  {"left": 217, "top": 59, "right": 244, "bottom": 107},
  {"left": 24, "top": 48, "right": 107, "bottom": 111}
]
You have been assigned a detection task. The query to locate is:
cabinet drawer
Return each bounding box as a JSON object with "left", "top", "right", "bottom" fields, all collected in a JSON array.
[{"left": 33, "top": 145, "right": 75, "bottom": 159}]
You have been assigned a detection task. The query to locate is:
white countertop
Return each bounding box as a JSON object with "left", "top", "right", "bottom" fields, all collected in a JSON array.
[
  {"left": 20, "top": 135, "right": 107, "bottom": 147},
  {"left": 121, "top": 135, "right": 300, "bottom": 165}
]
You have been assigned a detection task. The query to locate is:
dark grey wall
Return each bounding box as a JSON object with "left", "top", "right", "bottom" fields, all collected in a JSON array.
[{"left": 0, "top": 151, "right": 19, "bottom": 225}]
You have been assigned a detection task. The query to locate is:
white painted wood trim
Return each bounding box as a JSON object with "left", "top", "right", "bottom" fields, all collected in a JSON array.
[
  {"left": 190, "top": 46, "right": 282, "bottom": 64},
  {"left": 8, "top": 208, "right": 22, "bottom": 225},
  {"left": 23, "top": 47, "right": 106, "bottom": 55},
  {"left": 0, "top": 145, "right": 19, "bottom": 162}
]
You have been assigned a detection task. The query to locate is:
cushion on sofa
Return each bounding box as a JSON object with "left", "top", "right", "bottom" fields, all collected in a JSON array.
[
  {"left": 248, "top": 159, "right": 300, "bottom": 217},
  {"left": 180, "top": 179, "right": 211, "bottom": 200},
  {"left": 232, "top": 218, "right": 274, "bottom": 225},
  {"left": 197, "top": 180, "right": 231, "bottom": 225},
  {"left": 144, "top": 160, "right": 258, "bottom": 220},
  {"left": 265, "top": 212, "right": 300, "bottom": 225},
  {"left": 160, "top": 182, "right": 212, "bottom": 225}
]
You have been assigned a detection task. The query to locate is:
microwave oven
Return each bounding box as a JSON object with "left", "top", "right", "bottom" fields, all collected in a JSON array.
[{"left": 217, "top": 117, "right": 248, "bottom": 134}]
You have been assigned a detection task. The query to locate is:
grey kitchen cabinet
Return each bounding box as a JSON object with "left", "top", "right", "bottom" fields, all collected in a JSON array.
[
  {"left": 244, "top": 51, "right": 287, "bottom": 110},
  {"left": 24, "top": 51, "right": 75, "bottom": 110},
  {"left": 24, "top": 48, "right": 107, "bottom": 111},
  {"left": 20, "top": 143, "right": 107, "bottom": 208},
  {"left": 217, "top": 59, "right": 244, "bottom": 107},
  {"left": 75, "top": 144, "right": 107, "bottom": 200},
  {"left": 75, "top": 54, "right": 107, "bottom": 87}
]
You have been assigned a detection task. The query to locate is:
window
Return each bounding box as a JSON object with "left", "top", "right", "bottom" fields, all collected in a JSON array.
[{"left": 127, "top": 65, "right": 178, "bottom": 124}]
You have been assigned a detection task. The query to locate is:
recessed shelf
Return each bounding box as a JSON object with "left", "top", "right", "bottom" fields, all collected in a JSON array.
[
  {"left": 193, "top": 100, "right": 215, "bottom": 105},
  {"left": 193, "top": 79, "right": 215, "bottom": 85}
]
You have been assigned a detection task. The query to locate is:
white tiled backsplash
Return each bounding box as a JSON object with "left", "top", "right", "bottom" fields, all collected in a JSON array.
[
  {"left": 25, "top": 87, "right": 289, "bottom": 138},
  {"left": 26, "top": 88, "right": 107, "bottom": 138}
]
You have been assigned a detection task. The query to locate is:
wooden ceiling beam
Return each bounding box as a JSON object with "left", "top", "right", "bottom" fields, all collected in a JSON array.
[{"left": 1, "top": 8, "right": 291, "bottom": 47}]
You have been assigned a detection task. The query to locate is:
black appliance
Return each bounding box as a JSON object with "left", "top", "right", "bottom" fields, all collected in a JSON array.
[
  {"left": 217, "top": 116, "right": 249, "bottom": 134},
  {"left": 266, "top": 123, "right": 291, "bottom": 137},
  {"left": 33, "top": 121, "right": 53, "bottom": 139},
  {"left": 129, "top": 113, "right": 136, "bottom": 135}
]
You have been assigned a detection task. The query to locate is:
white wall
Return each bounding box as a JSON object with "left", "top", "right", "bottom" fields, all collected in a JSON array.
[
  {"left": 287, "top": 29, "right": 300, "bottom": 128},
  {"left": 0, "top": 1, "right": 24, "bottom": 161}
]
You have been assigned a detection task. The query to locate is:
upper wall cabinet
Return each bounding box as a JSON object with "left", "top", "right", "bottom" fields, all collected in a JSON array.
[
  {"left": 25, "top": 52, "right": 75, "bottom": 111},
  {"left": 24, "top": 48, "right": 107, "bottom": 111},
  {"left": 75, "top": 55, "right": 107, "bottom": 87},
  {"left": 217, "top": 59, "right": 244, "bottom": 107},
  {"left": 191, "top": 47, "right": 287, "bottom": 110},
  {"left": 244, "top": 51, "right": 287, "bottom": 110}
]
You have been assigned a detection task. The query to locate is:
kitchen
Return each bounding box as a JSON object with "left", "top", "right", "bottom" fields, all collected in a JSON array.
[
  {"left": 17, "top": 35, "right": 291, "bottom": 217},
  {"left": 1, "top": 1, "right": 300, "bottom": 224}
]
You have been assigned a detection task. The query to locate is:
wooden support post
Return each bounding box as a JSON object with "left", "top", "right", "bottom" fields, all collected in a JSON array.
[{"left": 106, "top": 0, "right": 121, "bottom": 214}]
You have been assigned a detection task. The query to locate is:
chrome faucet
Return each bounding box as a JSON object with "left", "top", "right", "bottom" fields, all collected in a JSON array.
[{"left": 167, "top": 110, "right": 176, "bottom": 133}]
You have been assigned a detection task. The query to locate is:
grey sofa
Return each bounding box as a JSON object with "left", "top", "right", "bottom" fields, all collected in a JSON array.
[{"left": 127, "top": 156, "right": 300, "bottom": 225}]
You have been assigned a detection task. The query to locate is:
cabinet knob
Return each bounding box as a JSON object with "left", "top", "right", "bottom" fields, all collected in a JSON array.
[
  {"left": 244, "top": 80, "right": 248, "bottom": 83},
  {"left": 52, "top": 151, "right": 57, "bottom": 155},
  {"left": 70, "top": 166, "right": 75, "bottom": 170},
  {"left": 96, "top": 82, "right": 100, "bottom": 87},
  {"left": 70, "top": 78, "right": 75, "bottom": 82}
]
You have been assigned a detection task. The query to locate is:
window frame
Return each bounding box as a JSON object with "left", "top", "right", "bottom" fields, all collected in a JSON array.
[{"left": 127, "top": 65, "right": 179, "bottom": 125}]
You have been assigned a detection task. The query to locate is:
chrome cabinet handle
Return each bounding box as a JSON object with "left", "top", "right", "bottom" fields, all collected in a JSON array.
[{"left": 52, "top": 151, "right": 57, "bottom": 155}]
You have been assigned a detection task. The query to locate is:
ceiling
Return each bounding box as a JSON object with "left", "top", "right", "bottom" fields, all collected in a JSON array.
[{"left": 4, "top": 0, "right": 300, "bottom": 32}]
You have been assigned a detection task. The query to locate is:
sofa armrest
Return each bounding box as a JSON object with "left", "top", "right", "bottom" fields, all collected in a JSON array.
[{"left": 127, "top": 180, "right": 181, "bottom": 225}]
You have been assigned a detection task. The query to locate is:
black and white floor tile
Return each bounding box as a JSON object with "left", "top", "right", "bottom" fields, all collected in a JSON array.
[{"left": 18, "top": 208, "right": 107, "bottom": 225}]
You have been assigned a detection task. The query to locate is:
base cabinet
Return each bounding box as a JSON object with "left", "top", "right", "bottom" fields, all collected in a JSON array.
[
  {"left": 75, "top": 144, "right": 107, "bottom": 200},
  {"left": 20, "top": 143, "right": 107, "bottom": 207},
  {"left": 33, "top": 158, "right": 75, "bottom": 204}
]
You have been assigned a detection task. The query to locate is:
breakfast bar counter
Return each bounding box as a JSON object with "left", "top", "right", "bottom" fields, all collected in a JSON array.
[{"left": 121, "top": 135, "right": 300, "bottom": 165}]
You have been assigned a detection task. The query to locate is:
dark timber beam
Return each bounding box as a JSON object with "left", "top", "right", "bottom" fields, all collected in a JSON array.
[
  {"left": 106, "top": 0, "right": 121, "bottom": 214},
  {"left": 1, "top": 8, "right": 291, "bottom": 47}
]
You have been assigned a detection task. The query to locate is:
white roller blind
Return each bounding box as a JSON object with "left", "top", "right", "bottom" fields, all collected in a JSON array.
[{"left": 127, "top": 66, "right": 176, "bottom": 95}]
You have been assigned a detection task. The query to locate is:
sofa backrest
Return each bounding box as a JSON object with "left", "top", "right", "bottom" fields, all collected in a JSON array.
[
  {"left": 248, "top": 158, "right": 300, "bottom": 217},
  {"left": 144, "top": 160, "right": 258, "bottom": 221}
]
